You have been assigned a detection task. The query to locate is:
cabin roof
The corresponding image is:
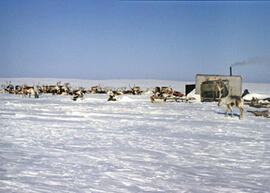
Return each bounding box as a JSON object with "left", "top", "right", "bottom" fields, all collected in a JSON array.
[{"left": 196, "top": 74, "right": 242, "bottom": 78}]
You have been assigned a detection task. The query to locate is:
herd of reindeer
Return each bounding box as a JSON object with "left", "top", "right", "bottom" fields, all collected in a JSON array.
[
  {"left": 0, "top": 81, "right": 184, "bottom": 102},
  {"left": 0, "top": 81, "right": 147, "bottom": 100},
  {"left": 1, "top": 81, "right": 270, "bottom": 120}
]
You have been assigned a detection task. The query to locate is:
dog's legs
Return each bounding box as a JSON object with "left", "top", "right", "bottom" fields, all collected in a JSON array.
[
  {"left": 225, "top": 105, "right": 229, "bottom": 117},
  {"left": 239, "top": 107, "right": 244, "bottom": 119},
  {"left": 228, "top": 105, "right": 234, "bottom": 118}
]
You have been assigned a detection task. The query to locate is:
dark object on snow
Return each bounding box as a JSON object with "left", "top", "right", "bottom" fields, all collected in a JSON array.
[
  {"left": 185, "top": 84, "right": 195, "bottom": 96},
  {"left": 72, "top": 95, "right": 79, "bottom": 101},
  {"left": 107, "top": 91, "right": 117, "bottom": 101},
  {"left": 153, "top": 87, "right": 163, "bottom": 97},
  {"left": 263, "top": 98, "right": 270, "bottom": 102},
  {"left": 72, "top": 94, "right": 83, "bottom": 101},
  {"left": 107, "top": 95, "right": 116, "bottom": 101},
  {"left": 242, "top": 89, "right": 249, "bottom": 98}
]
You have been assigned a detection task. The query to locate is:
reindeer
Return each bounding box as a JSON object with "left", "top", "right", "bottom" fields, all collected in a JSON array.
[
  {"left": 72, "top": 87, "right": 84, "bottom": 101},
  {"left": 4, "top": 81, "right": 14, "bottom": 94},
  {"left": 21, "top": 85, "right": 40, "bottom": 98},
  {"left": 61, "top": 83, "right": 71, "bottom": 95},
  {"left": 90, "top": 85, "right": 105, "bottom": 94},
  {"left": 42, "top": 84, "right": 58, "bottom": 95},
  {"left": 129, "top": 84, "right": 142, "bottom": 95},
  {"left": 217, "top": 84, "right": 244, "bottom": 119},
  {"left": 21, "top": 85, "right": 32, "bottom": 97},
  {"left": 14, "top": 85, "right": 23, "bottom": 94}
]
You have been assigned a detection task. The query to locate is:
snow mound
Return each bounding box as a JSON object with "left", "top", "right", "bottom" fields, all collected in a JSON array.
[
  {"left": 186, "top": 89, "right": 200, "bottom": 102},
  {"left": 243, "top": 93, "right": 269, "bottom": 100},
  {"left": 143, "top": 89, "right": 153, "bottom": 95},
  {"left": 118, "top": 96, "right": 135, "bottom": 102}
]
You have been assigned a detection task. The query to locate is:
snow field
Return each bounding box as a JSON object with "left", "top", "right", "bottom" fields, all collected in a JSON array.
[{"left": 0, "top": 79, "right": 270, "bottom": 193}]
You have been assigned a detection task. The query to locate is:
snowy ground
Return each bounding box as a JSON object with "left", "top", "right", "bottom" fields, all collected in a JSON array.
[{"left": 0, "top": 78, "right": 270, "bottom": 193}]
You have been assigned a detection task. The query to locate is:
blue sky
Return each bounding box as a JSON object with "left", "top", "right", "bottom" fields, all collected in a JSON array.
[{"left": 1, "top": 0, "right": 270, "bottom": 82}]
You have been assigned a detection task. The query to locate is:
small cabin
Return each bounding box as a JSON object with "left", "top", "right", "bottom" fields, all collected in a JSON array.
[{"left": 195, "top": 74, "right": 242, "bottom": 102}]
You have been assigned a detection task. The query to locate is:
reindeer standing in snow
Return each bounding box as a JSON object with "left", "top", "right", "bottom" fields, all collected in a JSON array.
[
  {"left": 217, "top": 84, "right": 244, "bottom": 119},
  {"left": 22, "top": 85, "right": 40, "bottom": 98}
]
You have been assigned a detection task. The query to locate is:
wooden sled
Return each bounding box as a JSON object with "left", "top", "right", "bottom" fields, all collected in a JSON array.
[
  {"left": 150, "top": 95, "right": 185, "bottom": 103},
  {"left": 247, "top": 110, "right": 270, "bottom": 118}
]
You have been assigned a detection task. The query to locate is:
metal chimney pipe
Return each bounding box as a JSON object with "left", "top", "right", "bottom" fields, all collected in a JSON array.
[{"left": 230, "top": 66, "right": 232, "bottom": 76}]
